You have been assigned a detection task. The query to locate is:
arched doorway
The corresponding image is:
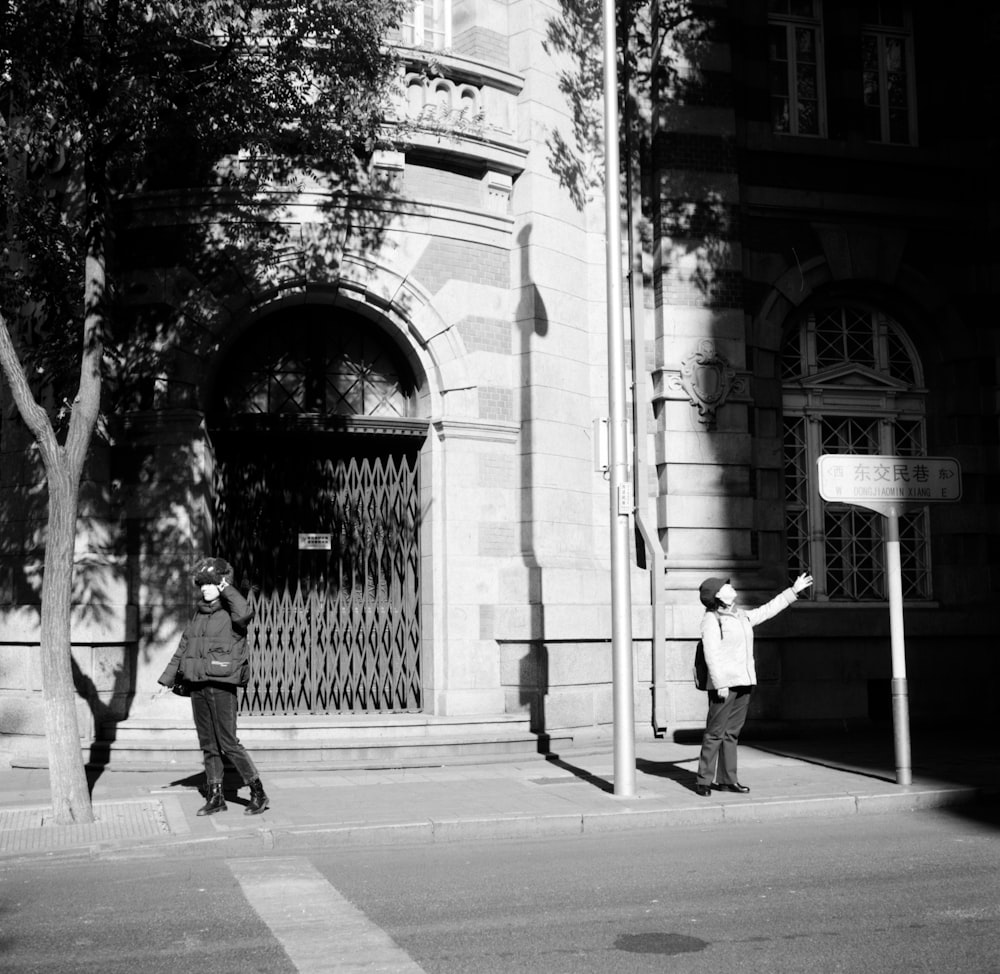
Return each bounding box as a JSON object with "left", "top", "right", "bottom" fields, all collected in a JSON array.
[{"left": 208, "top": 303, "right": 428, "bottom": 715}]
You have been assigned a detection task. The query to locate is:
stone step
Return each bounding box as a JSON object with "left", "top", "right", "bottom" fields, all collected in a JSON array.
[
  {"left": 85, "top": 729, "right": 564, "bottom": 772},
  {"left": 77, "top": 713, "right": 572, "bottom": 771},
  {"left": 11, "top": 715, "right": 574, "bottom": 772},
  {"left": 110, "top": 713, "right": 532, "bottom": 744}
]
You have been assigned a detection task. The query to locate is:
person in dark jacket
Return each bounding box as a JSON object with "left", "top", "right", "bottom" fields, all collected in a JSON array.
[
  {"left": 694, "top": 572, "right": 812, "bottom": 797},
  {"left": 158, "top": 557, "right": 269, "bottom": 816}
]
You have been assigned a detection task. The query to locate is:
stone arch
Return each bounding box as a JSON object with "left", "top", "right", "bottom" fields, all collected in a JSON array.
[
  {"left": 752, "top": 252, "right": 974, "bottom": 376},
  {"left": 750, "top": 254, "right": 977, "bottom": 437},
  {"left": 199, "top": 252, "right": 477, "bottom": 423}
]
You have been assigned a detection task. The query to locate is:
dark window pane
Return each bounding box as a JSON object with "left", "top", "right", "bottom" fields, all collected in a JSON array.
[
  {"left": 796, "top": 27, "right": 816, "bottom": 61},
  {"left": 885, "top": 37, "right": 904, "bottom": 72},
  {"left": 769, "top": 25, "right": 789, "bottom": 61},
  {"left": 863, "top": 70, "right": 880, "bottom": 107},
  {"left": 770, "top": 61, "right": 790, "bottom": 95},
  {"left": 772, "top": 96, "right": 791, "bottom": 132},
  {"left": 797, "top": 65, "right": 817, "bottom": 100},
  {"left": 862, "top": 34, "right": 878, "bottom": 68},
  {"left": 798, "top": 99, "right": 818, "bottom": 134},
  {"left": 887, "top": 73, "right": 907, "bottom": 107}
]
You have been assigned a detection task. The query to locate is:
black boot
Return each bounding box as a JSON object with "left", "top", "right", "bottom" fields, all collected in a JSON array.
[
  {"left": 197, "top": 781, "right": 227, "bottom": 816},
  {"left": 245, "top": 778, "right": 269, "bottom": 816}
]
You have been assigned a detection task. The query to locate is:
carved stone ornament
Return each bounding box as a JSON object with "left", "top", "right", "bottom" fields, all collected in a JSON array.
[{"left": 674, "top": 340, "right": 746, "bottom": 429}]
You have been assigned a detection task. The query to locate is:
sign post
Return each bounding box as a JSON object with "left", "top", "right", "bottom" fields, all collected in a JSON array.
[
  {"left": 883, "top": 508, "right": 910, "bottom": 784},
  {"left": 817, "top": 455, "right": 962, "bottom": 785}
]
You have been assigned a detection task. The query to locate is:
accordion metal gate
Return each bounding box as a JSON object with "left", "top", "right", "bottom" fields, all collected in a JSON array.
[{"left": 214, "top": 446, "right": 421, "bottom": 715}]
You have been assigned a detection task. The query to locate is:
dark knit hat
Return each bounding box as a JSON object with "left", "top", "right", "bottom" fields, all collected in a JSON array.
[
  {"left": 191, "top": 557, "right": 234, "bottom": 587},
  {"left": 699, "top": 576, "right": 730, "bottom": 608}
]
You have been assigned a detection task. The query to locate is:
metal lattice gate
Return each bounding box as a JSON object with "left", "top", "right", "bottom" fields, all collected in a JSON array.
[{"left": 213, "top": 445, "right": 421, "bottom": 715}]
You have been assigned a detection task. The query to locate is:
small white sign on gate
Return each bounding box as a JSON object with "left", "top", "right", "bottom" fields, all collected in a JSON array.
[{"left": 297, "top": 533, "right": 332, "bottom": 551}]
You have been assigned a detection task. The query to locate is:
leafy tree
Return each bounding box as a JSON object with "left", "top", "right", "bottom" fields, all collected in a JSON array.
[
  {"left": 0, "top": 0, "right": 409, "bottom": 824},
  {"left": 543, "top": 0, "right": 708, "bottom": 211}
]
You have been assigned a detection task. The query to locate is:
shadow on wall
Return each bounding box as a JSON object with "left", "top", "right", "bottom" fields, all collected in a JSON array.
[
  {"left": 518, "top": 643, "right": 548, "bottom": 735},
  {"left": 0, "top": 430, "right": 203, "bottom": 750},
  {"left": 71, "top": 652, "right": 136, "bottom": 772},
  {"left": 513, "top": 220, "right": 551, "bottom": 734}
]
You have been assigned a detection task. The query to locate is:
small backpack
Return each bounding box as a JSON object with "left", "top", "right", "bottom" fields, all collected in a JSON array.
[{"left": 693, "top": 613, "right": 723, "bottom": 691}]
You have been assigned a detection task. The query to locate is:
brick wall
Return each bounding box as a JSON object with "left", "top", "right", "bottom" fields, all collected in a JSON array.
[
  {"left": 409, "top": 238, "right": 508, "bottom": 294},
  {"left": 458, "top": 315, "right": 512, "bottom": 354}
]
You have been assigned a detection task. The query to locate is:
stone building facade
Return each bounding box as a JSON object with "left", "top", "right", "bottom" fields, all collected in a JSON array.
[
  {"left": 652, "top": 0, "right": 999, "bottom": 730},
  {"left": 1, "top": 1, "right": 997, "bottom": 764}
]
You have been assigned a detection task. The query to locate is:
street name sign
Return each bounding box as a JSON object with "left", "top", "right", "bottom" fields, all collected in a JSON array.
[
  {"left": 816, "top": 454, "right": 961, "bottom": 516},
  {"left": 816, "top": 453, "right": 962, "bottom": 786}
]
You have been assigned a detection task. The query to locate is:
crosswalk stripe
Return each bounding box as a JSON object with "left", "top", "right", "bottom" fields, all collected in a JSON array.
[{"left": 228, "top": 856, "right": 427, "bottom": 973}]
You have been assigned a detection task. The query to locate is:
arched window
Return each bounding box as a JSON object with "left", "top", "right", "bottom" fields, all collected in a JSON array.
[
  {"left": 781, "top": 304, "right": 930, "bottom": 600},
  {"left": 218, "top": 307, "right": 416, "bottom": 427}
]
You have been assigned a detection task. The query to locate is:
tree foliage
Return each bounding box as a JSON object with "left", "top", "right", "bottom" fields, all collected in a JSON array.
[
  {"left": 0, "top": 0, "right": 409, "bottom": 823},
  {"left": 2, "top": 0, "right": 410, "bottom": 384},
  {"left": 542, "top": 0, "right": 708, "bottom": 212}
]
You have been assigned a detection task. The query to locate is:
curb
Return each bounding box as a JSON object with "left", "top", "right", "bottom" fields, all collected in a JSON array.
[{"left": 0, "top": 784, "right": 985, "bottom": 864}]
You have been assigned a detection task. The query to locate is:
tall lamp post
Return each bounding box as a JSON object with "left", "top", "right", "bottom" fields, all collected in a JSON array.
[{"left": 602, "top": 0, "right": 636, "bottom": 797}]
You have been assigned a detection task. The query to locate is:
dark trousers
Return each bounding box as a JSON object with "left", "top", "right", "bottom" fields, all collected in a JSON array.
[
  {"left": 190, "top": 683, "right": 259, "bottom": 785},
  {"left": 696, "top": 686, "right": 753, "bottom": 787}
]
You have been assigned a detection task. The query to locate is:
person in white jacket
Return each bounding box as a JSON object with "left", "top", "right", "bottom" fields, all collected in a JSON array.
[{"left": 694, "top": 573, "right": 813, "bottom": 796}]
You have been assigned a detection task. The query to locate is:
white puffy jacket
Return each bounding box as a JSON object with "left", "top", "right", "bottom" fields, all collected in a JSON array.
[{"left": 701, "top": 588, "right": 797, "bottom": 690}]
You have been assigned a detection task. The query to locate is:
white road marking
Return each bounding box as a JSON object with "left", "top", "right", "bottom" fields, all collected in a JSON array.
[{"left": 228, "top": 856, "right": 427, "bottom": 973}]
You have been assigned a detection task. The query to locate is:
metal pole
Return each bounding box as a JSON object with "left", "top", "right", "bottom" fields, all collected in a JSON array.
[
  {"left": 885, "top": 508, "right": 912, "bottom": 786},
  {"left": 621, "top": 2, "right": 668, "bottom": 737},
  {"left": 602, "top": 0, "right": 636, "bottom": 796}
]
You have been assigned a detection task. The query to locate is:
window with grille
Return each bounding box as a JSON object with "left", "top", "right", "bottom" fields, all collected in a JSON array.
[
  {"left": 768, "top": 0, "right": 826, "bottom": 137},
  {"left": 398, "top": 0, "right": 452, "bottom": 50},
  {"left": 221, "top": 309, "right": 415, "bottom": 423},
  {"left": 782, "top": 305, "right": 930, "bottom": 600},
  {"left": 861, "top": 1, "right": 917, "bottom": 144}
]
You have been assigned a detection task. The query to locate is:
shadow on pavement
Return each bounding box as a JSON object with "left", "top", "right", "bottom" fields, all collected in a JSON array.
[
  {"left": 735, "top": 720, "right": 999, "bottom": 793},
  {"left": 635, "top": 758, "right": 702, "bottom": 794},
  {"left": 543, "top": 753, "right": 614, "bottom": 793}
]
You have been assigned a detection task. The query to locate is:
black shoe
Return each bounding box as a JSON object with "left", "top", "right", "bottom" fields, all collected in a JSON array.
[
  {"left": 244, "top": 778, "right": 269, "bottom": 816},
  {"left": 717, "top": 782, "right": 750, "bottom": 793},
  {"left": 197, "top": 782, "right": 227, "bottom": 816},
  {"left": 695, "top": 784, "right": 712, "bottom": 797}
]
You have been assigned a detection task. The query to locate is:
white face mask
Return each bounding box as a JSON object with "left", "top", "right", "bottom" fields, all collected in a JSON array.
[
  {"left": 716, "top": 583, "right": 737, "bottom": 606},
  {"left": 200, "top": 583, "right": 221, "bottom": 602}
]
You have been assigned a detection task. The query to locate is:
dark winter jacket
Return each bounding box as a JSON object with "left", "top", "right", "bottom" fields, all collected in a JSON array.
[{"left": 158, "top": 587, "right": 253, "bottom": 688}]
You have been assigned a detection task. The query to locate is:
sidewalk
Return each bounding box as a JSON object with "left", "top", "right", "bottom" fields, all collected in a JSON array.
[{"left": 1, "top": 725, "right": 996, "bottom": 862}]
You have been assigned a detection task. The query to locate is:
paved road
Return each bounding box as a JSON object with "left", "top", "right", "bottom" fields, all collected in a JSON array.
[
  {"left": 3, "top": 804, "right": 998, "bottom": 973},
  {"left": 317, "top": 804, "right": 1000, "bottom": 974}
]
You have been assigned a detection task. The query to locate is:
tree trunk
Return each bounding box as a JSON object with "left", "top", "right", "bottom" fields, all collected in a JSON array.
[
  {"left": 40, "top": 468, "right": 94, "bottom": 824},
  {"left": 39, "top": 236, "right": 108, "bottom": 824},
  {"left": 0, "top": 316, "right": 95, "bottom": 824},
  {"left": 0, "top": 242, "right": 103, "bottom": 825}
]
